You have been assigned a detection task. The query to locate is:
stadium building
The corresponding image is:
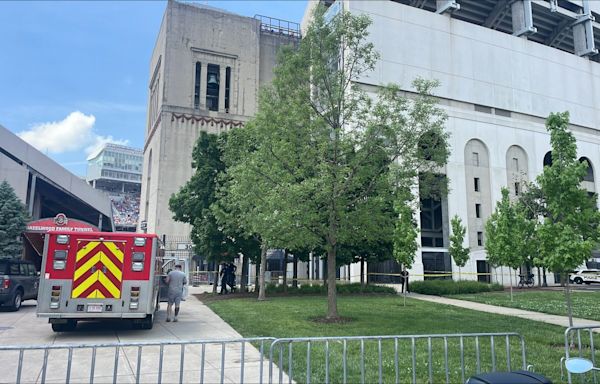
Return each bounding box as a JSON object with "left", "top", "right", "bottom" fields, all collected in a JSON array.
[
  {"left": 143, "top": 0, "right": 600, "bottom": 285},
  {"left": 302, "top": 0, "right": 600, "bottom": 285},
  {"left": 87, "top": 143, "right": 143, "bottom": 232},
  {"left": 140, "top": 1, "right": 300, "bottom": 248}
]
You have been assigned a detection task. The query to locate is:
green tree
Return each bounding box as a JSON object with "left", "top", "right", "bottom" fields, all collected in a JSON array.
[
  {"left": 392, "top": 191, "right": 419, "bottom": 305},
  {"left": 0, "top": 180, "right": 29, "bottom": 259},
  {"left": 220, "top": 7, "right": 448, "bottom": 319},
  {"left": 449, "top": 215, "right": 469, "bottom": 281},
  {"left": 534, "top": 112, "right": 600, "bottom": 326},
  {"left": 485, "top": 188, "right": 529, "bottom": 301},
  {"left": 169, "top": 132, "right": 257, "bottom": 293}
]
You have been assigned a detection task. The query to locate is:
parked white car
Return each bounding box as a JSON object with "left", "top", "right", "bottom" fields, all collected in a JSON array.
[{"left": 569, "top": 269, "right": 600, "bottom": 285}]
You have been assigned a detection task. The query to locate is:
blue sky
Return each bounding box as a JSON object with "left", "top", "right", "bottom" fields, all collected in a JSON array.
[{"left": 0, "top": 1, "right": 307, "bottom": 176}]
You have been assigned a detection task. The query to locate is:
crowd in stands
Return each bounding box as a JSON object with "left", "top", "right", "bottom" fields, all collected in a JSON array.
[{"left": 110, "top": 193, "right": 140, "bottom": 227}]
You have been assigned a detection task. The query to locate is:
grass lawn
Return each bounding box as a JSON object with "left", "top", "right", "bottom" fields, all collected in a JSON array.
[
  {"left": 447, "top": 289, "right": 600, "bottom": 321},
  {"left": 203, "top": 295, "right": 580, "bottom": 383}
]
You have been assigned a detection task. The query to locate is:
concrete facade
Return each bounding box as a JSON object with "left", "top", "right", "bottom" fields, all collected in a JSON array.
[
  {"left": 141, "top": 1, "right": 299, "bottom": 242},
  {"left": 0, "top": 125, "right": 113, "bottom": 230},
  {"left": 303, "top": 0, "right": 600, "bottom": 285}
]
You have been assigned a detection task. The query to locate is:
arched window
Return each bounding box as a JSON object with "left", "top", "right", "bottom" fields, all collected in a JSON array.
[
  {"left": 579, "top": 157, "right": 594, "bottom": 183},
  {"left": 543, "top": 151, "right": 552, "bottom": 167}
]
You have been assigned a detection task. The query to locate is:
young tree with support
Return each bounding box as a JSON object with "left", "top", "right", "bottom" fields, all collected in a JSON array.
[
  {"left": 392, "top": 191, "right": 419, "bottom": 306},
  {"left": 449, "top": 215, "right": 469, "bottom": 281},
  {"left": 533, "top": 112, "right": 600, "bottom": 326},
  {"left": 485, "top": 188, "right": 529, "bottom": 302}
]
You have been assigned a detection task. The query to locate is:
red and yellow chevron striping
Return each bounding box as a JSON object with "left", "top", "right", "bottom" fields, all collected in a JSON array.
[{"left": 72, "top": 240, "right": 125, "bottom": 299}]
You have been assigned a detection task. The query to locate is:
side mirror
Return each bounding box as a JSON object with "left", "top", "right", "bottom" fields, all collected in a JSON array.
[{"left": 565, "top": 357, "right": 595, "bottom": 374}]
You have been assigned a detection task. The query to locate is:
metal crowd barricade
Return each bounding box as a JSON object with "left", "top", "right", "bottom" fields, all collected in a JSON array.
[
  {"left": 1, "top": 337, "right": 275, "bottom": 384},
  {"left": 564, "top": 325, "right": 600, "bottom": 384},
  {"left": 269, "top": 333, "right": 527, "bottom": 384}
]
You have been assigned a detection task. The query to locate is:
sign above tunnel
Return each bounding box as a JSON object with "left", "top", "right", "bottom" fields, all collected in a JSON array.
[{"left": 26, "top": 214, "right": 99, "bottom": 233}]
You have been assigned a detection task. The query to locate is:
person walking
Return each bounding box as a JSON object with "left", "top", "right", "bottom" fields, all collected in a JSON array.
[
  {"left": 400, "top": 267, "right": 410, "bottom": 294},
  {"left": 226, "top": 262, "right": 237, "bottom": 293},
  {"left": 219, "top": 262, "right": 228, "bottom": 294},
  {"left": 165, "top": 264, "right": 187, "bottom": 322}
]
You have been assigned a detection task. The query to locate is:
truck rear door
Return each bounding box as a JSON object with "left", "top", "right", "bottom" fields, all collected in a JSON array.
[{"left": 71, "top": 239, "right": 125, "bottom": 299}]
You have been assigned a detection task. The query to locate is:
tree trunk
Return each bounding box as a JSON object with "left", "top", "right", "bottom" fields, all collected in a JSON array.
[
  {"left": 241, "top": 254, "right": 249, "bottom": 293},
  {"left": 255, "top": 262, "right": 260, "bottom": 292},
  {"left": 542, "top": 267, "right": 548, "bottom": 287},
  {"left": 537, "top": 267, "right": 541, "bottom": 287},
  {"left": 509, "top": 269, "right": 513, "bottom": 302},
  {"left": 360, "top": 258, "right": 365, "bottom": 288},
  {"left": 258, "top": 242, "right": 268, "bottom": 301},
  {"left": 565, "top": 277, "right": 574, "bottom": 327},
  {"left": 212, "top": 261, "right": 219, "bottom": 294},
  {"left": 292, "top": 254, "right": 298, "bottom": 289},
  {"left": 282, "top": 249, "right": 288, "bottom": 293},
  {"left": 326, "top": 245, "right": 338, "bottom": 320}
]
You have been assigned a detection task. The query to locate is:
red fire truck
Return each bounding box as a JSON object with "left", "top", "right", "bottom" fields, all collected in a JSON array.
[{"left": 37, "top": 231, "right": 162, "bottom": 332}]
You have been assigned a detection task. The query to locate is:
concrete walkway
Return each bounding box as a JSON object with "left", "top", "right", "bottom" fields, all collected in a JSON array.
[
  {"left": 409, "top": 293, "right": 600, "bottom": 328},
  {"left": 0, "top": 286, "right": 287, "bottom": 383}
]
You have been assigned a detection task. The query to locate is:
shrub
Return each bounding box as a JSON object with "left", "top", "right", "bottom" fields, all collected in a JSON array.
[
  {"left": 264, "top": 282, "right": 396, "bottom": 295},
  {"left": 410, "top": 280, "right": 504, "bottom": 295}
]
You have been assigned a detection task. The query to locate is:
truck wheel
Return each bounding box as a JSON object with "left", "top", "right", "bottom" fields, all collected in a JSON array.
[
  {"left": 51, "top": 320, "right": 77, "bottom": 332},
  {"left": 10, "top": 290, "right": 23, "bottom": 311},
  {"left": 139, "top": 315, "right": 154, "bottom": 330},
  {"left": 575, "top": 277, "right": 583, "bottom": 284}
]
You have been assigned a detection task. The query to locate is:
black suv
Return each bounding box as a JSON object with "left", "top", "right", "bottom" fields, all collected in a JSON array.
[{"left": 0, "top": 259, "right": 39, "bottom": 311}]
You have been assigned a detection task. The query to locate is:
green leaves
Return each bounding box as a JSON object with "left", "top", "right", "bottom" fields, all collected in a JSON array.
[
  {"left": 449, "top": 215, "right": 469, "bottom": 268},
  {"left": 486, "top": 112, "right": 600, "bottom": 274},
  {"left": 534, "top": 112, "right": 600, "bottom": 272},
  {"left": 0, "top": 180, "right": 29, "bottom": 259},
  {"left": 392, "top": 192, "right": 419, "bottom": 269}
]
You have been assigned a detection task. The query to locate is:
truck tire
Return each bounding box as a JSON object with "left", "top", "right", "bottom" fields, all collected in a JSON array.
[
  {"left": 575, "top": 277, "right": 584, "bottom": 284},
  {"left": 51, "top": 320, "right": 77, "bottom": 332},
  {"left": 137, "top": 314, "right": 154, "bottom": 330},
  {"left": 9, "top": 290, "right": 23, "bottom": 311}
]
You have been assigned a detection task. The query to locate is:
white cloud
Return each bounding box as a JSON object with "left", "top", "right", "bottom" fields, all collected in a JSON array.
[{"left": 17, "top": 111, "right": 129, "bottom": 157}]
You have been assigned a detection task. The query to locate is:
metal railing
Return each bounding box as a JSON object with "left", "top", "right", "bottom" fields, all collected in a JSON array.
[
  {"left": 255, "top": 14, "right": 301, "bottom": 38},
  {"left": 269, "top": 333, "right": 527, "bottom": 384},
  {"left": 2, "top": 333, "right": 527, "bottom": 384},
  {"left": 564, "top": 325, "right": 600, "bottom": 384},
  {"left": 1, "top": 338, "right": 275, "bottom": 384}
]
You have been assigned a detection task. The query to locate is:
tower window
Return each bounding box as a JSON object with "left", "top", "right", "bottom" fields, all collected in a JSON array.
[
  {"left": 474, "top": 178, "right": 480, "bottom": 192},
  {"left": 194, "top": 62, "right": 201, "bottom": 109},
  {"left": 472, "top": 152, "right": 480, "bottom": 167},
  {"left": 206, "top": 64, "right": 220, "bottom": 111},
  {"left": 515, "top": 182, "right": 520, "bottom": 196},
  {"left": 512, "top": 157, "right": 519, "bottom": 172},
  {"left": 477, "top": 232, "right": 483, "bottom": 246},
  {"left": 225, "top": 66, "right": 231, "bottom": 113},
  {"left": 475, "top": 204, "right": 481, "bottom": 218}
]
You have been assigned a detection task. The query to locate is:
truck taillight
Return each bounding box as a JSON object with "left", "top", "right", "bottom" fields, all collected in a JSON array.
[
  {"left": 129, "top": 287, "right": 140, "bottom": 309},
  {"left": 3, "top": 278, "right": 9, "bottom": 289},
  {"left": 132, "top": 252, "right": 145, "bottom": 272},
  {"left": 53, "top": 250, "right": 67, "bottom": 270},
  {"left": 50, "top": 285, "right": 61, "bottom": 309}
]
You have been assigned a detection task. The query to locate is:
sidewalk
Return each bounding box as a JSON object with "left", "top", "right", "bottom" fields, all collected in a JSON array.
[
  {"left": 409, "top": 293, "right": 600, "bottom": 328},
  {"left": 0, "top": 285, "right": 288, "bottom": 383}
]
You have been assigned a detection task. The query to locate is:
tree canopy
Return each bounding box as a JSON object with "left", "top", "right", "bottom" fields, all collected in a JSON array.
[
  {"left": 0, "top": 180, "right": 28, "bottom": 259},
  {"left": 218, "top": 6, "right": 449, "bottom": 319}
]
